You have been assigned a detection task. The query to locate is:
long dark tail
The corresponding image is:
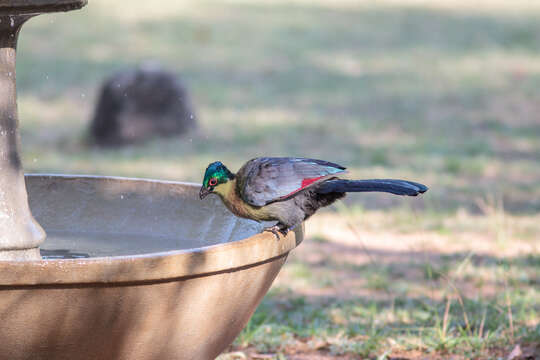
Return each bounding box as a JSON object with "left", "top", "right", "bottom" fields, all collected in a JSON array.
[{"left": 317, "top": 179, "right": 428, "bottom": 196}]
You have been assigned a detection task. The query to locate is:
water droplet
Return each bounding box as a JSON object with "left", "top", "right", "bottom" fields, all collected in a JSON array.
[
  {"left": 81, "top": 93, "right": 86, "bottom": 98},
  {"left": 33, "top": 158, "right": 37, "bottom": 162},
  {"left": 190, "top": 114, "right": 194, "bottom": 119},
  {"left": 10, "top": 17, "right": 14, "bottom": 27},
  {"left": 120, "top": 195, "right": 124, "bottom": 200}
]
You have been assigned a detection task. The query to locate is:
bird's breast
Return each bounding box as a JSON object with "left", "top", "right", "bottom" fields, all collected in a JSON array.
[
  {"left": 214, "top": 179, "right": 274, "bottom": 222},
  {"left": 223, "top": 192, "right": 273, "bottom": 221}
]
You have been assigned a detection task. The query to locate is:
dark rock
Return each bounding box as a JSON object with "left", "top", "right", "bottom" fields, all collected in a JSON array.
[{"left": 90, "top": 63, "right": 197, "bottom": 146}]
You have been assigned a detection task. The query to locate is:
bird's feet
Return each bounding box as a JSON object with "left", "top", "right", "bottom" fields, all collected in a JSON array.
[{"left": 263, "top": 225, "right": 289, "bottom": 240}]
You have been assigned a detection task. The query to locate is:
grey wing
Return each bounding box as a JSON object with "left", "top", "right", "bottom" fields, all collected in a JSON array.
[{"left": 239, "top": 157, "right": 346, "bottom": 207}]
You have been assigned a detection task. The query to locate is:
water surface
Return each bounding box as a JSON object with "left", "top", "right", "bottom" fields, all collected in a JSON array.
[{"left": 40, "top": 230, "right": 203, "bottom": 259}]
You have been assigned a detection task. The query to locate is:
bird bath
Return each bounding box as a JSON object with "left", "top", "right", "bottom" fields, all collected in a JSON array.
[{"left": 0, "top": 2, "right": 303, "bottom": 359}]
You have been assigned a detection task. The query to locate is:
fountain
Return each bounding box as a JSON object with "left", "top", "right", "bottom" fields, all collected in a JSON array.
[{"left": 0, "top": 2, "right": 303, "bottom": 359}]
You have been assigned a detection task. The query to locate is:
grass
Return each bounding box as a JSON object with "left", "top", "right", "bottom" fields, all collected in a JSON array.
[
  {"left": 13, "top": 0, "right": 540, "bottom": 358},
  {"left": 222, "top": 209, "right": 540, "bottom": 358},
  {"left": 232, "top": 293, "right": 533, "bottom": 356}
]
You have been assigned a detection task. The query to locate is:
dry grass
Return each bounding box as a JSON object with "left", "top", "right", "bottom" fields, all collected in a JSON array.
[{"left": 221, "top": 207, "right": 539, "bottom": 358}]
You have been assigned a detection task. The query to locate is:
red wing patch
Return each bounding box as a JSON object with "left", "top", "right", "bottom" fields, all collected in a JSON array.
[
  {"left": 282, "top": 176, "right": 325, "bottom": 199},
  {"left": 301, "top": 176, "right": 324, "bottom": 188}
]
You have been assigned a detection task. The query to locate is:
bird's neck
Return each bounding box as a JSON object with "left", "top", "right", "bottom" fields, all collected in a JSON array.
[
  {"left": 213, "top": 178, "right": 237, "bottom": 203},
  {"left": 212, "top": 178, "right": 266, "bottom": 220}
]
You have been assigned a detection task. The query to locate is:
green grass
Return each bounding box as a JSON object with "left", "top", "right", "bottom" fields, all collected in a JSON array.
[
  {"left": 235, "top": 290, "right": 539, "bottom": 357},
  {"left": 232, "top": 243, "right": 539, "bottom": 358},
  {"left": 12, "top": 0, "right": 540, "bottom": 358},
  {"left": 227, "top": 207, "right": 539, "bottom": 358}
]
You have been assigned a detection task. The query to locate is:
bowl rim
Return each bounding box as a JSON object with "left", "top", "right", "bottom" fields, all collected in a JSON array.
[
  {"left": 0, "top": 0, "right": 87, "bottom": 15},
  {"left": 0, "top": 174, "right": 303, "bottom": 286}
]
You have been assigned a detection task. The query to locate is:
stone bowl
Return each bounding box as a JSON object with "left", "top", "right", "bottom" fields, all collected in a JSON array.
[{"left": 0, "top": 174, "right": 303, "bottom": 360}]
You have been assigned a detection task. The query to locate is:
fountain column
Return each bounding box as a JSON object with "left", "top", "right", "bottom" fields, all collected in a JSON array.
[
  {"left": 0, "top": 2, "right": 87, "bottom": 260},
  {"left": 0, "top": 15, "right": 44, "bottom": 260}
]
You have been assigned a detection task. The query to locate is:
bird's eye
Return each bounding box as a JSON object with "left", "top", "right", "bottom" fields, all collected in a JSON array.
[{"left": 208, "top": 178, "right": 218, "bottom": 186}]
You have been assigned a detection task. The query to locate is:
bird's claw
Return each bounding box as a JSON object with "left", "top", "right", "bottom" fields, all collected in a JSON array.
[{"left": 263, "top": 225, "right": 289, "bottom": 240}]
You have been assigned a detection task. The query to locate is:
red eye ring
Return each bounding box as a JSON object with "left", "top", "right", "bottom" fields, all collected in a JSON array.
[{"left": 208, "top": 178, "right": 218, "bottom": 186}]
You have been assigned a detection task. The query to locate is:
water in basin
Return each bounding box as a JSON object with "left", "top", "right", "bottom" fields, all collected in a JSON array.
[
  {"left": 40, "top": 230, "right": 203, "bottom": 259},
  {"left": 26, "top": 175, "right": 266, "bottom": 259}
]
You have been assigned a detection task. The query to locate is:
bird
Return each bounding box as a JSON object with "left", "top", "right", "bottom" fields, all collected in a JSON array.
[{"left": 199, "top": 157, "right": 428, "bottom": 238}]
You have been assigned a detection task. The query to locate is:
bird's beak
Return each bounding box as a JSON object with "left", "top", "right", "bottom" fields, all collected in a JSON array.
[{"left": 199, "top": 187, "right": 211, "bottom": 200}]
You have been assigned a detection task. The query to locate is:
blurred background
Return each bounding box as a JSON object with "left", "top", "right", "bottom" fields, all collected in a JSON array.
[{"left": 17, "top": 0, "right": 539, "bottom": 358}]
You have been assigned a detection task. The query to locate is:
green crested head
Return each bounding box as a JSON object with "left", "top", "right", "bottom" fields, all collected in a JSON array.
[{"left": 199, "top": 161, "right": 235, "bottom": 199}]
